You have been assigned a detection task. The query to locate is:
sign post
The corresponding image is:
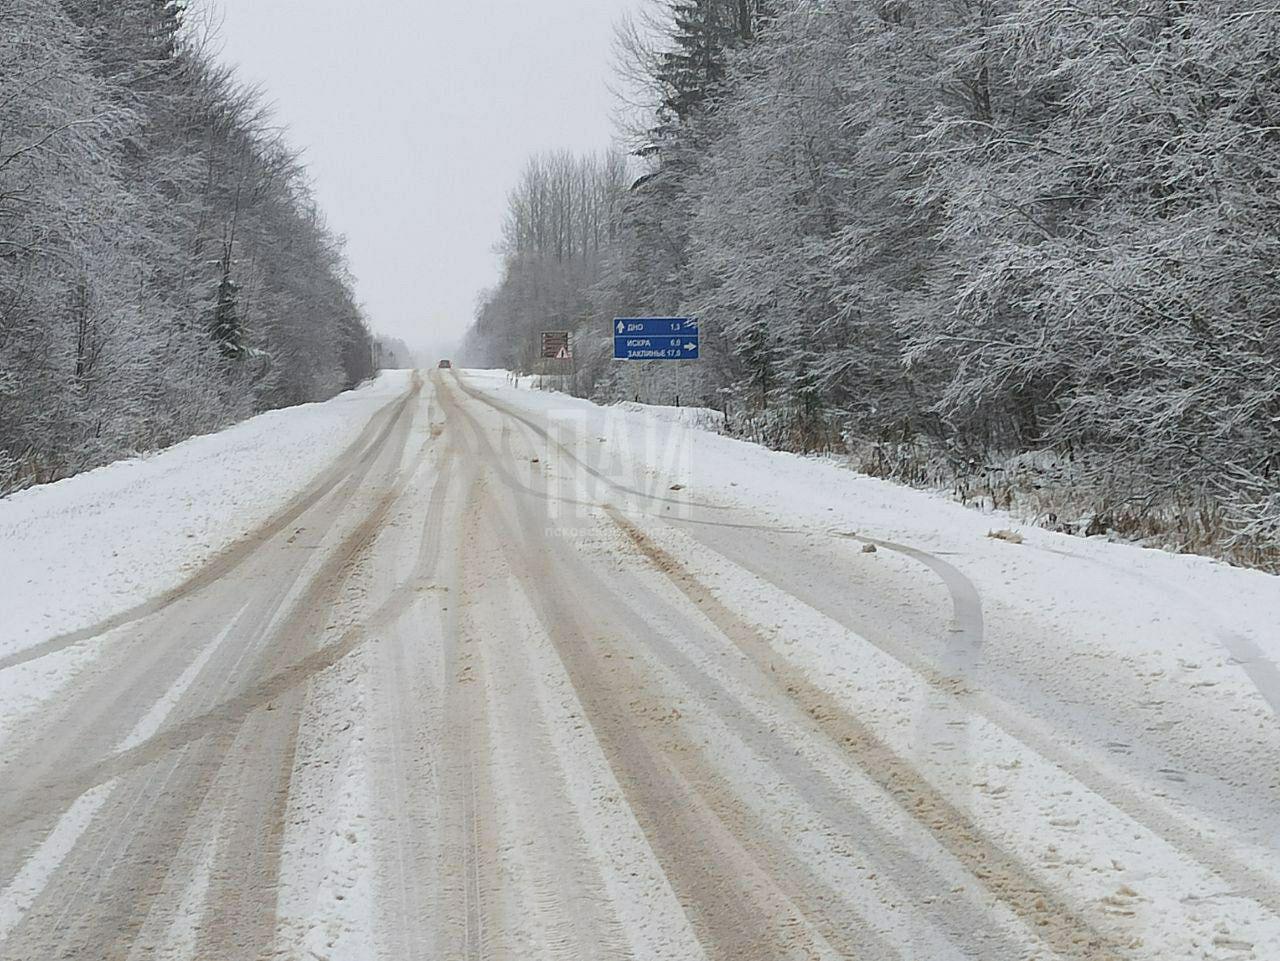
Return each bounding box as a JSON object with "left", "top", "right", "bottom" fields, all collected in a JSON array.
[{"left": 613, "top": 318, "right": 699, "bottom": 361}]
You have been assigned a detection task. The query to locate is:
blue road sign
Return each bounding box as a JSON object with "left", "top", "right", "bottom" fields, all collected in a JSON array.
[{"left": 614, "top": 317, "right": 700, "bottom": 360}]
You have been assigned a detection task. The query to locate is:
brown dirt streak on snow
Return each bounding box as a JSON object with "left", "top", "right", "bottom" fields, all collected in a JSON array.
[{"left": 609, "top": 509, "right": 1128, "bottom": 961}]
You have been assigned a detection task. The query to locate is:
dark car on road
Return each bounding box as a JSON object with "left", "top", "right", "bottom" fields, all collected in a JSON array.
[{"left": 438, "top": 359, "right": 452, "bottom": 369}]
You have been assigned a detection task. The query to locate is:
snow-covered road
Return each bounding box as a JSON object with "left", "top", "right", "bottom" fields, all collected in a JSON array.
[{"left": 1, "top": 368, "right": 1278, "bottom": 960}]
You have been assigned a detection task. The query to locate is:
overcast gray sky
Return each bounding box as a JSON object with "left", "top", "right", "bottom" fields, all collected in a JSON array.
[{"left": 209, "top": 0, "right": 636, "bottom": 353}]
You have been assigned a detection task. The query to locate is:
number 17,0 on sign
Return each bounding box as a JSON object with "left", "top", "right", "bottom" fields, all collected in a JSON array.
[{"left": 614, "top": 317, "right": 700, "bottom": 361}]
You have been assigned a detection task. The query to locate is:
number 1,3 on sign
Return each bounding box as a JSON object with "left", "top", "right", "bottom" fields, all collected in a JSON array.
[{"left": 614, "top": 318, "right": 698, "bottom": 336}]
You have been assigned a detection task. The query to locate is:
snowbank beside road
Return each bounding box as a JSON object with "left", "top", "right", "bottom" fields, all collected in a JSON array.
[
  {"left": 614, "top": 401, "right": 725, "bottom": 432},
  {"left": 0, "top": 372, "right": 413, "bottom": 658}
]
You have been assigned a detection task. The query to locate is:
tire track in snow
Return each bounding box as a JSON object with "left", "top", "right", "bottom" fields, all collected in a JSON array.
[
  {"left": 0, "top": 391, "right": 421, "bottom": 912},
  {"left": 445, "top": 382, "right": 1130, "bottom": 957},
  {"left": 450, "top": 474, "right": 495, "bottom": 961},
  {"left": 462, "top": 373, "right": 1280, "bottom": 929},
  {"left": 0, "top": 600, "right": 249, "bottom": 943},
  {"left": 0, "top": 378, "right": 420, "bottom": 675},
  {"left": 464, "top": 506, "right": 639, "bottom": 961},
  {"left": 608, "top": 511, "right": 1128, "bottom": 961},
  {"left": 445, "top": 386, "right": 902, "bottom": 960},
  {"left": 451, "top": 371, "right": 728, "bottom": 514},
  {"left": 364, "top": 440, "right": 459, "bottom": 961},
  {"left": 0, "top": 384, "right": 425, "bottom": 960},
  {"left": 453, "top": 371, "right": 986, "bottom": 658},
  {"left": 0, "top": 395, "right": 422, "bottom": 831},
  {"left": 505, "top": 528, "right": 967, "bottom": 961},
  {"left": 678, "top": 522, "right": 1280, "bottom": 920}
]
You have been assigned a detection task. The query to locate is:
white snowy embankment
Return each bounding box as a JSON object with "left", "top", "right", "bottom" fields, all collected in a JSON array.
[
  {"left": 613, "top": 400, "right": 726, "bottom": 432},
  {"left": 0, "top": 371, "right": 413, "bottom": 659}
]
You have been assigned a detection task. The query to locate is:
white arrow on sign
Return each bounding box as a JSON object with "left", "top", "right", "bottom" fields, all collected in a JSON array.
[
  {"left": 616, "top": 320, "right": 626, "bottom": 334},
  {"left": 684, "top": 343, "right": 697, "bottom": 351}
]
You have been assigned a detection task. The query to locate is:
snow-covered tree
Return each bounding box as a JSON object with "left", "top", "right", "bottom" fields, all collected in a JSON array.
[
  {"left": 0, "top": 0, "right": 374, "bottom": 494},
  {"left": 461, "top": 0, "right": 1280, "bottom": 562}
]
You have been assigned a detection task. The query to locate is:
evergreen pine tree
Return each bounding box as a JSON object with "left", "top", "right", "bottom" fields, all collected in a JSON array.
[
  {"left": 210, "top": 243, "right": 244, "bottom": 360},
  {"left": 656, "top": 0, "right": 768, "bottom": 125},
  {"left": 659, "top": 1, "right": 731, "bottom": 122}
]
